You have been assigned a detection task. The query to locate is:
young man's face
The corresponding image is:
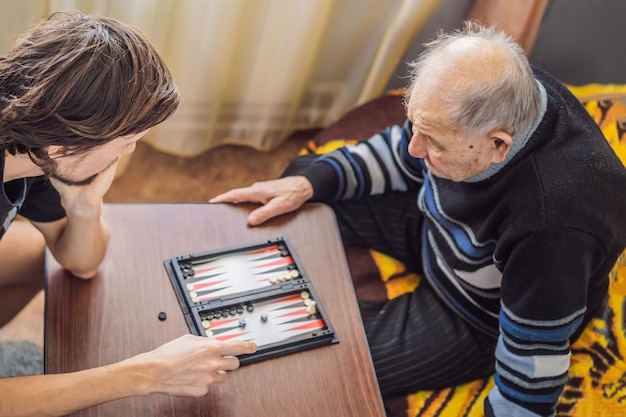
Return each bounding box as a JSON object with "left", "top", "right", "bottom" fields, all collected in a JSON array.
[{"left": 47, "top": 130, "right": 148, "bottom": 186}]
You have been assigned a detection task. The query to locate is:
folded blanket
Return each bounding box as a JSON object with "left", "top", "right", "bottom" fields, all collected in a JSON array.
[{"left": 305, "top": 88, "right": 626, "bottom": 417}]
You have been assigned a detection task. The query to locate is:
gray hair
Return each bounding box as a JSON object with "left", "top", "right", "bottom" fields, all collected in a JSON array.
[{"left": 405, "top": 20, "right": 541, "bottom": 139}]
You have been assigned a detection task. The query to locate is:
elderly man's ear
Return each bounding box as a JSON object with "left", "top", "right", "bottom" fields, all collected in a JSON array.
[{"left": 489, "top": 131, "right": 513, "bottom": 163}]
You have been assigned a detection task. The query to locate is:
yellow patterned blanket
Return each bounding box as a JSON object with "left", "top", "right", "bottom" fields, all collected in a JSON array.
[{"left": 304, "top": 86, "right": 626, "bottom": 417}]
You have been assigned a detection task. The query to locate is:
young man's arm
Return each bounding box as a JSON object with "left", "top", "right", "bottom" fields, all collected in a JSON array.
[
  {"left": 31, "top": 212, "right": 109, "bottom": 279},
  {"left": 30, "top": 160, "right": 119, "bottom": 278},
  {"left": 0, "top": 335, "right": 256, "bottom": 417}
]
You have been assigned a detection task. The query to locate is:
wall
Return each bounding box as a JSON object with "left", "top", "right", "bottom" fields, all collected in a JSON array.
[
  {"left": 530, "top": 0, "right": 626, "bottom": 85},
  {"left": 385, "top": 0, "right": 474, "bottom": 91},
  {"left": 386, "top": 0, "right": 626, "bottom": 89}
]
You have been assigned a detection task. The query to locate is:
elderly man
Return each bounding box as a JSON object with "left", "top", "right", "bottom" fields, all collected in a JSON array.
[
  {"left": 1, "top": 11, "right": 255, "bottom": 416},
  {"left": 211, "top": 21, "right": 626, "bottom": 416}
]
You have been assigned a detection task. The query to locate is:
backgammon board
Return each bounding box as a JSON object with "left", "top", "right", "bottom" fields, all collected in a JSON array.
[{"left": 164, "top": 237, "right": 338, "bottom": 365}]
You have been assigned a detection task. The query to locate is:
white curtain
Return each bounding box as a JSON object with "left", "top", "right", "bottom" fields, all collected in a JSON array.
[{"left": 1, "top": 0, "right": 443, "bottom": 155}]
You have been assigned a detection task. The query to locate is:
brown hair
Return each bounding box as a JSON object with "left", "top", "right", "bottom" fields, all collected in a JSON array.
[{"left": 0, "top": 10, "right": 179, "bottom": 170}]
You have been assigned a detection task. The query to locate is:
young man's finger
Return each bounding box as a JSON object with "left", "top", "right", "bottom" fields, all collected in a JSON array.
[{"left": 216, "top": 340, "right": 257, "bottom": 356}]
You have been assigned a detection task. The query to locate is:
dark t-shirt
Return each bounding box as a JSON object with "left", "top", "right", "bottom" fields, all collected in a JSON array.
[{"left": 1, "top": 153, "right": 65, "bottom": 239}]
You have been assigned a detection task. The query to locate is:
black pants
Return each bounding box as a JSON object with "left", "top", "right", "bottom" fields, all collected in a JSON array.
[{"left": 330, "top": 192, "right": 497, "bottom": 398}]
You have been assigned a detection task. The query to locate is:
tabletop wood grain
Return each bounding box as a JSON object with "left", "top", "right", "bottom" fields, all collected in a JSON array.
[{"left": 45, "top": 202, "right": 385, "bottom": 417}]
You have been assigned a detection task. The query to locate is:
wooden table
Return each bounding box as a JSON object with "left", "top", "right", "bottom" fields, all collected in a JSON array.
[{"left": 45, "top": 203, "right": 385, "bottom": 417}]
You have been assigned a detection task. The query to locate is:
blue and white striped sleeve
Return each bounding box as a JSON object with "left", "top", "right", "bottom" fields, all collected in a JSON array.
[
  {"left": 486, "top": 228, "right": 603, "bottom": 416},
  {"left": 311, "top": 120, "right": 424, "bottom": 201},
  {"left": 485, "top": 304, "right": 584, "bottom": 417}
]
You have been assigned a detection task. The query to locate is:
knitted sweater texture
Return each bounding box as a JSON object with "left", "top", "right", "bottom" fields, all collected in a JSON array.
[{"left": 291, "top": 68, "right": 626, "bottom": 416}]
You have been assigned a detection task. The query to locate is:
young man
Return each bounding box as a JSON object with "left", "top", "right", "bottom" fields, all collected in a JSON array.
[
  {"left": 1, "top": 11, "right": 255, "bottom": 416},
  {"left": 211, "top": 22, "right": 626, "bottom": 416}
]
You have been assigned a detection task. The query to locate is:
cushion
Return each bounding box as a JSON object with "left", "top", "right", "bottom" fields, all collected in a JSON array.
[{"left": 304, "top": 86, "right": 626, "bottom": 417}]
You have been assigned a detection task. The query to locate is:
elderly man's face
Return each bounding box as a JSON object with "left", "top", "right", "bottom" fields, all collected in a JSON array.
[{"left": 405, "top": 85, "right": 510, "bottom": 182}]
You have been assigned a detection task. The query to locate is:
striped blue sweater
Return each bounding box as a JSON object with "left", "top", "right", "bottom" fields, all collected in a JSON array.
[{"left": 292, "top": 68, "right": 626, "bottom": 416}]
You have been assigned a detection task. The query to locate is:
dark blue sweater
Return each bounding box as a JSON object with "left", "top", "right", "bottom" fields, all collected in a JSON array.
[{"left": 292, "top": 68, "right": 626, "bottom": 416}]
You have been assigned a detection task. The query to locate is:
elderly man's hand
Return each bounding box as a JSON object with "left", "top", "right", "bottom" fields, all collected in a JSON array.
[{"left": 210, "top": 176, "right": 313, "bottom": 226}]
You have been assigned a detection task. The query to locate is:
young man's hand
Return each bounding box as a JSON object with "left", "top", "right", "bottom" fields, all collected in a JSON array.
[
  {"left": 49, "top": 158, "right": 120, "bottom": 216},
  {"left": 128, "top": 334, "right": 257, "bottom": 396},
  {"left": 35, "top": 160, "right": 120, "bottom": 278}
]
